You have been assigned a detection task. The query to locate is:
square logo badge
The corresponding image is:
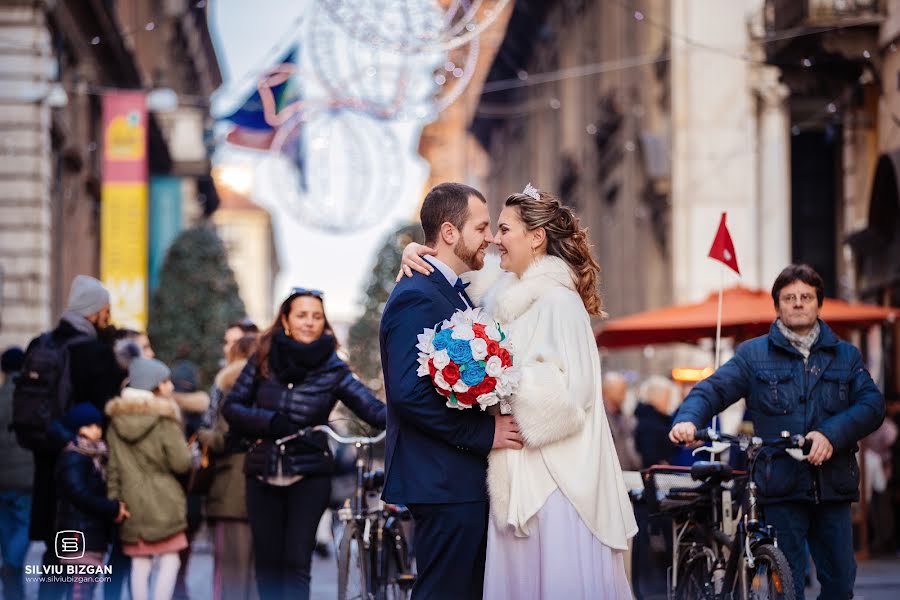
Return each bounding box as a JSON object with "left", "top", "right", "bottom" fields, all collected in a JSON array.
[{"left": 55, "top": 530, "right": 85, "bottom": 560}]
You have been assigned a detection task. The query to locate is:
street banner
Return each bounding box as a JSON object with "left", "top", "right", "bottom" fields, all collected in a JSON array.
[{"left": 101, "top": 91, "right": 148, "bottom": 330}]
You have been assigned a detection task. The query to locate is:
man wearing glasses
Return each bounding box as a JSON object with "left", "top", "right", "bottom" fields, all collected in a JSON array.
[{"left": 669, "top": 264, "right": 885, "bottom": 600}]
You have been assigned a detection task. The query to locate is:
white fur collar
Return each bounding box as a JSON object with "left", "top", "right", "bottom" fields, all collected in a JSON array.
[
  {"left": 486, "top": 255, "right": 575, "bottom": 324},
  {"left": 105, "top": 387, "right": 182, "bottom": 422}
]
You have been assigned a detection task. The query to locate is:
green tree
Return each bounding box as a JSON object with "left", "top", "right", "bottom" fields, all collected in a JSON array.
[
  {"left": 148, "top": 223, "right": 246, "bottom": 386},
  {"left": 347, "top": 222, "right": 424, "bottom": 393}
]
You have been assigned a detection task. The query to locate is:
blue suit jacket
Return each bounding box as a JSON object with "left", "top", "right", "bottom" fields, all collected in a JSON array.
[{"left": 380, "top": 269, "right": 495, "bottom": 504}]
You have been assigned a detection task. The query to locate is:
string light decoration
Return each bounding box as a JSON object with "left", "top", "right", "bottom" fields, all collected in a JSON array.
[
  {"left": 318, "top": 0, "right": 511, "bottom": 53},
  {"left": 305, "top": 3, "right": 480, "bottom": 122},
  {"left": 260, "top": 109, "right": 405, "bottom": 233}
]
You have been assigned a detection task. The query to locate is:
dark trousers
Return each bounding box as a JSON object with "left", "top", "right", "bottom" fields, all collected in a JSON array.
[
  {"left": 407, "top": 501, "right": 488, "bottom": 600},
  {"left": 37, "top": 538, "right": 64, "bottom": 600},
  {"left": 103, "top": 536, "right": 130, "bottom": 600},
  {"left": 246, "top": 475, "right": 331, "bottom": 600},
  {"left": 765, "top": 502, "right": 856, "bottom": 600}
]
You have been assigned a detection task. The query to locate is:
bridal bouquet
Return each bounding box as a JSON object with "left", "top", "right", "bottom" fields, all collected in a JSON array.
[{"left": 416, "top": 307, "right": 519, "bottom": 414}]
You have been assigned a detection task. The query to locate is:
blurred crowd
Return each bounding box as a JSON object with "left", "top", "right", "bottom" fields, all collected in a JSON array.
[{"left": 0, "top": 275, "right": 384, "bottom": 600}]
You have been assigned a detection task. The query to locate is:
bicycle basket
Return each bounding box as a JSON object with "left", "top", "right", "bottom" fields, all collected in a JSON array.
[{"left": 642, "top": 466, "right": 706, "bottom": 515}]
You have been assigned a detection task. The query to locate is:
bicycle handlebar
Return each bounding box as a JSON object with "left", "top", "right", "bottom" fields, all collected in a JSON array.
[
  {"left": 694, "top": 428, "right": 811, "bottom": 454},
  {"left": 275, "top": 424, "right": 386, "bottom": 446}
]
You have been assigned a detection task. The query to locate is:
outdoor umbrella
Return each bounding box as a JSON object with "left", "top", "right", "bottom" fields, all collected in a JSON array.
[{"left": 595, "top": 286, "right": 896, "bottom": 349}]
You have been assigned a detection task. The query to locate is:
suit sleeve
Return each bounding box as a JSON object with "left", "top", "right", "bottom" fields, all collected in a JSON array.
[
  {"left": 816, "top": 348, "right": 886, "bottom": 451},
  {"left": 672, "top": 350, "right": 752, "bottom": 429},
  {"left": 381, "top": 289, "right": 495, "bottom": 455}
]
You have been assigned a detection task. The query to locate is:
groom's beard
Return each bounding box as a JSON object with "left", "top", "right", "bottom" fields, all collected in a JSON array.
[{"left": 454, "top": 239, "right": 484, "bottom": 271}]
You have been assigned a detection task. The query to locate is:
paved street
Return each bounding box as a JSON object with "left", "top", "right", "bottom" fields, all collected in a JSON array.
[{"left": 22, "top": 524, "right": 900, "bottom": 599}]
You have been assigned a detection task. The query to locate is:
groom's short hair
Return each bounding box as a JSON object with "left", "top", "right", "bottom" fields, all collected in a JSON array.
[{"left": 420, "top": 182, "right": 487, "bottom": 246}]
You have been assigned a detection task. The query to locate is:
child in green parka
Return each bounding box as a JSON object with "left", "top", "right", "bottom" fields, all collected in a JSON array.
[{"left": 106, "top": 358, "right": 192, "bottom": 600}]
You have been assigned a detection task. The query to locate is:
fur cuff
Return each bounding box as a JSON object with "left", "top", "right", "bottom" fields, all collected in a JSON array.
[{"left": 513, "top": 359, "right": 586, "bottom": 447}]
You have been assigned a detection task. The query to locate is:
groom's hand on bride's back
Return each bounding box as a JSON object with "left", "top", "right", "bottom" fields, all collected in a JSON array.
[{"left": 492, "top": 415, "right": 524, "bottom": 450}]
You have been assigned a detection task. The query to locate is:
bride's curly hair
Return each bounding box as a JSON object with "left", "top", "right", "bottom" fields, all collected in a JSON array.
[{"left": 505, "top": 189, "right": 606, "bottom": 317}]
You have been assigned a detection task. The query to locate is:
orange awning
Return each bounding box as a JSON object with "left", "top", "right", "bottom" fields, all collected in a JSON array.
[{"left": 596, "top": 286, "right": 895, "bottom": 349}]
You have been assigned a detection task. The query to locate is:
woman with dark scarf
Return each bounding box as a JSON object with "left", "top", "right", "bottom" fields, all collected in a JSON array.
[{"left": 223, "top": 289, "right": 386, "bottom": 600}]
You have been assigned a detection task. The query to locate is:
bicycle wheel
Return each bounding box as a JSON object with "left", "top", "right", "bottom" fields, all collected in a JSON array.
[
  {"left": 674, "top": 551, "right": 711, "bottom": 600},
  {"left": 746, "top": 543, "right": 795, "bottom": 600},
  {"left": 338, "top": 524, "right": 369, "bottom": 600}
]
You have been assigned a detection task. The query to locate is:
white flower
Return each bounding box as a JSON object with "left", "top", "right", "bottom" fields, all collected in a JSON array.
[
  {"left": 452, "top": 380, "right": 470, "bottom": 393},
  {"left": 476, "top": 392, "right": 499, "bottom": 408},
  {"left": 416, "top": 360, "right": 430, "bottom": 378},
  {"left": 451, "top": 324, "right": 475, "bottom": 340},
  {"left": 432, "top": 350, "right": 450, "bottom": 370},
  {"left": 494, "top": 368, "right": 521, "bottom": 397},
  {"left": 446, "top": 398, "right": 468, "bottom": 410},
  {"left": 470, "top": 338, "right": 488, "bottom": 360},
  {"left": 484, "top": 325, "right": 502, "bottom": 341},
  {"left": 416, "top": 329, "right": 436, "bottom": 354},
  {"left": 434, "top": 371, "right": 452, "bottom": 391},
  {"left": 484, "top": 355, "right": 503, "bottom": 377}
]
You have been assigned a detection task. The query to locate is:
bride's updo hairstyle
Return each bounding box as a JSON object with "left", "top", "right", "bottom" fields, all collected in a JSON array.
[{"left": 504, "top": 190, "right": 606, "bottom": 317}]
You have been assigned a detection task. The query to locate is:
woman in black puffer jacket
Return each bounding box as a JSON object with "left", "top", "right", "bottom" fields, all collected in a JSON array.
[{"left": 223, "top": 289, "right": 385, "bottom": 600}]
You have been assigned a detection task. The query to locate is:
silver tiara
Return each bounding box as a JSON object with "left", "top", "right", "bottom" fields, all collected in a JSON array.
[{"left": 522, "top": 182, "right": 540, "bottom": 201}]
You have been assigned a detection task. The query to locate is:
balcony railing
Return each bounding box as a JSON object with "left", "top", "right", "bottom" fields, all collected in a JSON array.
[{"left": 766, "top": 0, "right": 884, "bottom": 32}]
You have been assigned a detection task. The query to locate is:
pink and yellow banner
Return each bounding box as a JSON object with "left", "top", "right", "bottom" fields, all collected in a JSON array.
[{"left": 101, "top": 92, "right": 148, "bottom": 330}]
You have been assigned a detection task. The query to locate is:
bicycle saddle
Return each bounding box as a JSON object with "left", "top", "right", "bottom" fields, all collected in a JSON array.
[{"left": 690, "top": 461, "right": 733, "bottom": 482}]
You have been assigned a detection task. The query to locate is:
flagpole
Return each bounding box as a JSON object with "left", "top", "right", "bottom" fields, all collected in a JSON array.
[{"left": 713, "top": 264, "right": 724, "bottom": 433}]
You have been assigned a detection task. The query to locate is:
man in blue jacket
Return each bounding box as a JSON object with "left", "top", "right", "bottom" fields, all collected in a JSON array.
[
  {"left": 670, "top": 264, "right": 885, "bottom": 599},
  {"left": 380, "top": 182, "right": 523, "bottom": 600}
]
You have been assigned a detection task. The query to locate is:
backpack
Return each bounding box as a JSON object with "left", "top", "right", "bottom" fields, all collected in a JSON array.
[{"left": 11, "top": 331, "right": 91, "bottom": 452}]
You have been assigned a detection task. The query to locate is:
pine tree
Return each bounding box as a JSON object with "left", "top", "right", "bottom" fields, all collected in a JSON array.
[
  {"left": 347, "top": 222, "right": 424, "bottom": 393},
  {"left": 148, "top": 223, "right": 246, "bottom": 386}
]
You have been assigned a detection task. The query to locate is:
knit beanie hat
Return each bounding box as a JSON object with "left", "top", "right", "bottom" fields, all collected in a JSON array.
[
  {"left": 63, "top": 402, "right": 103, "bottom": 431},
  {"left": 66, "top": 275, "right": 111, "bottom": 317},
  {"left": 128, "top": 357, "right": 171, "bottom": 392},
  {"left": 1, "top": 347, "right": 25, "bottom": 374}
]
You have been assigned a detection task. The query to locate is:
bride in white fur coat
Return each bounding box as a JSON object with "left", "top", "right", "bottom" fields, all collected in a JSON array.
[{"left": 400, "top": 186, "right": 637, "bottom": 599}]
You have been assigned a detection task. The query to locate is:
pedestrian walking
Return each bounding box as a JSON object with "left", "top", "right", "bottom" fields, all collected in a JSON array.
[
  {"left": 106, "top": 358, "right": 192, "bottom": 600},
  {"left": 0, "top": 347, "right": 32, "bottom": 600},
  {"left": 670, "top": 264, "right": 886, "bottom": 599},
  {"left": 198, "top": 335, "right": 259, "bottom": 600},
  {"left": 634, "top": 376, "right": 679, "bottom": 469},
  {"left": 54, "top": 403, "right": 130, "bottom": 600},
  {"left": 12, "top": 275, "right": 126, "bottom": 600},
  {"left": 224, "top": 289, "right": 386, "bottom": 600},
  {"left": 603, "top": 372, "right": 642, "bottom": 471}
]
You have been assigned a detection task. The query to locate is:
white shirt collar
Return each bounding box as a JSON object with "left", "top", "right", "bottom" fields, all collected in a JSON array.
[{"left": 426, "top": 256, "right": 458, "bottom": 287}]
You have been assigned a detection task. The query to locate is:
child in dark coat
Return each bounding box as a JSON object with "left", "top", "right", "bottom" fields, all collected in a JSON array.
[{"left": 55, "top": 403, "right": 129, "bottom": 600}]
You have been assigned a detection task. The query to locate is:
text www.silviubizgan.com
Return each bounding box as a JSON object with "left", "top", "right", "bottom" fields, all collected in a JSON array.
[{"left": 25, "top": 564, "right": 112, "bottom": 585}]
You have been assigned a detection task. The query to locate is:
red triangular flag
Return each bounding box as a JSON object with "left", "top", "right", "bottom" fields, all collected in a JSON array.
[{"left": 708, "top": 212, "right": 740, "bottom": 275}]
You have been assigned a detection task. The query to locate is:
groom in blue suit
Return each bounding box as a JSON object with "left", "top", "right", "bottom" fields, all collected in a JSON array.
[{"left": 380, "top": 182, "right": 524, "bottom": 599}]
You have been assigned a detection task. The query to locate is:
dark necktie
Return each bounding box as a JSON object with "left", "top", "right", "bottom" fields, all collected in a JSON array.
[{"left": 454, "top": 279, "right": 474, "bottom": 308}]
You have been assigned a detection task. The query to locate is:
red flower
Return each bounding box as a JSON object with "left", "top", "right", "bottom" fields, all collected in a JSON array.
[
  {"left": 436, "top": 386, "right": 451, "bottom": 397},
  {"left": 456, "top": 391, "right": 477, "bottom": 406},
  {"left": 469, "top": 377, "right": 496, "bottom": 398},
  {"left": 498, "top": 348, "right": 512, "bottom": 368},
  {"left": 428, "top": 359, "right": 437, "bottom": 378},
  {"left": 442, "top": 363, "right": 461, "bottom": 386},
  {"left": 485, "top": 340, "right": 501, "bottom": 357},
  {"left": 472, "top": 323, "right": 487, "bottom": 339}
]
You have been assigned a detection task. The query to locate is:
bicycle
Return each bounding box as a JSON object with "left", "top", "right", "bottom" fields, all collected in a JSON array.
[
  {"left": 275, "top": 424, "right": 415, "bottom": 600},
  {"left": 642, "top": 428, "right": 810, "bottom": 600}
]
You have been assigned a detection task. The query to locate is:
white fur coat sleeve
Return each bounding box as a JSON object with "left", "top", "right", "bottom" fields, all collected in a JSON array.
[{"left": 511, "top": 287, "right": 595, "bottom": 448}]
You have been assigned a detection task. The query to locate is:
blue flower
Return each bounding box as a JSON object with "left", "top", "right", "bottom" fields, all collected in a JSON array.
[
  {"left": 447, "top": 338, "right": 473, "bottom": 365},
  {"left": 433, "top": 329, "right": 453, "bottom": 351},
  {"left": 461, "top": 361, "right": 486, "bottom": 386}
]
